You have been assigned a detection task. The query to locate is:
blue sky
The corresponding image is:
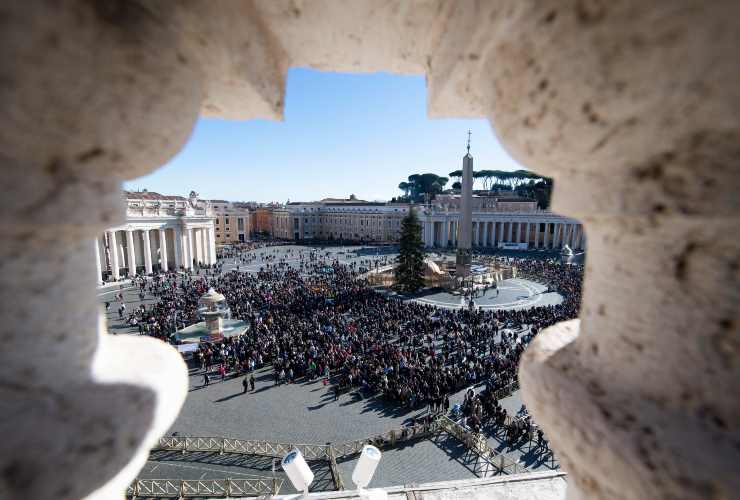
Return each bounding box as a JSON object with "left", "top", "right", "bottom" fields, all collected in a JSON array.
[{"left": 125, "top": 68, "right": 525, "bottom": 203}]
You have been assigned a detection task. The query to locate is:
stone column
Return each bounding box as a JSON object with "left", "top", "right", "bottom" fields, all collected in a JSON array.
[
  {"left": 159, "top": 228, "right": 169, "bottom": 271},
  {"left": 209, "top": 226, "right": 217, "bottom": 264},
  {"left": 188, "top": 227, "right": 195, "bottom": 267},
  {"left": 442, "top": 220, "right": 448, "bottom": 247},
  {"left": 201, "top": 228, "right": 208, "bottom": 263},
  {"left": 125, "top": 230, "right": 136, "bottom": 277},
  {"left": 488, "top": 3, "right": 740, "bottom": 499},
  {"left": 109, "top": 231, "right": 120, "bottom": 280},
  {"left": 525, "top": 222, "right": 531, "bottom": 247},
  {"left": 0, "top": 1, "right": 202, "bottom": 492},
  {"left": 202, "top": 227, "right": 210, "bottom": 263},
  {"left": 193, "top": 228, "right": 201, "bottom": 264},
  {"left": 507, "top": 221, "right": 513, "bottom": 242},
  {"left": 173, "top": 227, "right": 183, "bottom": 269},
  {"left": 181, "top": 227, "right": 190, "bottom": 269},
  {"left": 143, "top": 229, "right": 153, "bottom": 274},
  {"left": 492, "top": 222, "right": 497, "bottom": 247},
  {"left": 561, "top": 224, "right": 568, "bottom": 248},
  {"left": 94, "top": 237, "right": 103, "bottom": 285},
  {"left": 534, "top": 223, "right": 540, "bottom": 249}
]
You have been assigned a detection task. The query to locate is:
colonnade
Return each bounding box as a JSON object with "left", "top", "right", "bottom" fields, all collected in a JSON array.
[
  {"left": 425, "top": 219, "right": 585, "bottom": 250},
  {"left": 96, "top": 224, "right": 216, "bottom": 283}
]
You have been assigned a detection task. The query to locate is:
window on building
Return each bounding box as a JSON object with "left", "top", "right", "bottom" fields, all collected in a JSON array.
[{"left": 237, "top": 218, "right": 244, "bottom": 230}]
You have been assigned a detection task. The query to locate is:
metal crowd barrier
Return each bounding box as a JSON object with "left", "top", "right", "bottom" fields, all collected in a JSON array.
[
  {"left": 134, "top": 415, "right": 527, "bottom": 497},
  {"left": 128, "top": 477, "right": 282, "bottom": 498},
  {"left": 437, "top": 415, "right": 528, "bottom": 475}
]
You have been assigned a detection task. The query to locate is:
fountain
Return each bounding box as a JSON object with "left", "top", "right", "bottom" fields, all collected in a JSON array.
[{"left": 172, "top": 288, "right": 249, "bottom": 344}]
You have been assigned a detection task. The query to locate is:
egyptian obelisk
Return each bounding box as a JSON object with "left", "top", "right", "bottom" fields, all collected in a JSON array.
[{"left": 456, "top": 131, "right": 473, "bottom": 279}]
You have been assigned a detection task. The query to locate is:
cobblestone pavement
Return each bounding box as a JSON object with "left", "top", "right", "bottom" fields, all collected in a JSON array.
[{"left": 99, "top": 245, "right": 559, "bottom": 490}]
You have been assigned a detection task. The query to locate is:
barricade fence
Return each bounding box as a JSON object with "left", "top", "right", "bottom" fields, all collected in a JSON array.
[
  {"left": 135, "top": 414, "right": 529, "bottom": 497},
  {"left": 128, "top": 477, "right": 282, "bottom": 498},
  {"left": 437, "top": 415, "right": 528, "bottom": 476}
]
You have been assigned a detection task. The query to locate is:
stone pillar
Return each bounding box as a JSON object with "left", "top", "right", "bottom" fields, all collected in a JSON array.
[
  {"left": 193, "top": 228, "right": 201, "bottom": 264},
  {"left": 125, "top": 230, "right": 136, "bottom": 277},
  {"left": 209, "top": 226, "right": 217, "bottom": 264},
  {"left": 159, "top": 228, "right": 169, "bottom": 271},
  {"left": 534, "top": 223, "right": 540, "bottom": 249},
  {"left": 201, "top": 228, "right": 207, "bottom": 263},
  {"left": 188, "top": 227, "right": 195, "bottom": 267},
  {"left": 507, "top": 221, "right": 513, "bottom": 242},
  {"left": 143, "top": 229, "right": 153, "bottom": 274},
  {"left": 442, "top": 220, "right": 448, "bottom": 247},
  {"left": 181, "top": 227, "right": 190, "bottom": 269},
  {"left": 492, "top": 222, "right": 497, "bottom": 247},
  {"left": 525, "top": 222, "right": 531, "bottom": 247},
  {"left": 109, "top": 231, "right": 120, "bottom": 281},
  {"left": 557, "top": 224, "right": 564, "bottom": 248},
  {"left": 94, "top": 237, "right": 103, "bottom": 285},
  {"left": 0, "top": 1, "right": 200, "bottom": 493},
  {"left": 488, "top": 3, "right": 740, "bottom": 499},
  {"left": 203, "top": 228, "right": 210, "bottom": 264},
  {"left": 173, "top": 227, "right": 183, "bottom": 269}
]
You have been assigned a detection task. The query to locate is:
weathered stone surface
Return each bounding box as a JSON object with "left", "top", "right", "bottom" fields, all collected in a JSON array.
[{"left": 1, "top": 1, "right": 737, "bottom": 499}]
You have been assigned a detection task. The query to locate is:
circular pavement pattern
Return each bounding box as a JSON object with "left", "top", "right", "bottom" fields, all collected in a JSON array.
[{"left": 408, "top": 278, "right": 562, "bottom": 310}]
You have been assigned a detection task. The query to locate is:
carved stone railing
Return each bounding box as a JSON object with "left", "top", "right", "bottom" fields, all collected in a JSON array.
[{"left": 3, "top": 3, "right": 736, "bottom": 500}]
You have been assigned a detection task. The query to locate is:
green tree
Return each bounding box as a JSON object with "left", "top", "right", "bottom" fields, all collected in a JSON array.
[
  {"left": 395, "top": 209, "right": 425, "bottom": 293},
  {"left": 401, "top": 173, "right": 449, "bottom": 202}
]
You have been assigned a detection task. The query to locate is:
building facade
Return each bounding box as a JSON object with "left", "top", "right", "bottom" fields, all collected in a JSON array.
[
  {"left": 250, "top": 206, "right": 276, "bottom": 236},
  {"left": 419, "top": 194, "right": 585, "bottom": 250},
  {"left": 95, "top": 191, "right": 217, "bottom": 282},
  {"left": 210, "top": 200, "right": 252, "bottom": 244},
  {"left": 271, "top": 197, "right": 410, "bottom": 242}
]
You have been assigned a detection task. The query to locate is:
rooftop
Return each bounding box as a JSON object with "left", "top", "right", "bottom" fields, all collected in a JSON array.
[{"left": 125, "top": 190, "right": 187, "bottom": 201}]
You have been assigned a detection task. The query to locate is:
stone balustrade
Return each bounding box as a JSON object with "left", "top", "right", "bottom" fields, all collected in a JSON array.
[{"left": 0, "top": 2, "right": 737, "bottom": 499}]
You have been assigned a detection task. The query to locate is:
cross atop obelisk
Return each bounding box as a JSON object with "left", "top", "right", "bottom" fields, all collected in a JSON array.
[{"left": 467, "top": 129, "right": 471, "bottom": 154}]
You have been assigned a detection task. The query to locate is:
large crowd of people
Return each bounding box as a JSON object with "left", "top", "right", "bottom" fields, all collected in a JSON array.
[{"left": 109, "top": 243, "right": 582, "bottom": 455}]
